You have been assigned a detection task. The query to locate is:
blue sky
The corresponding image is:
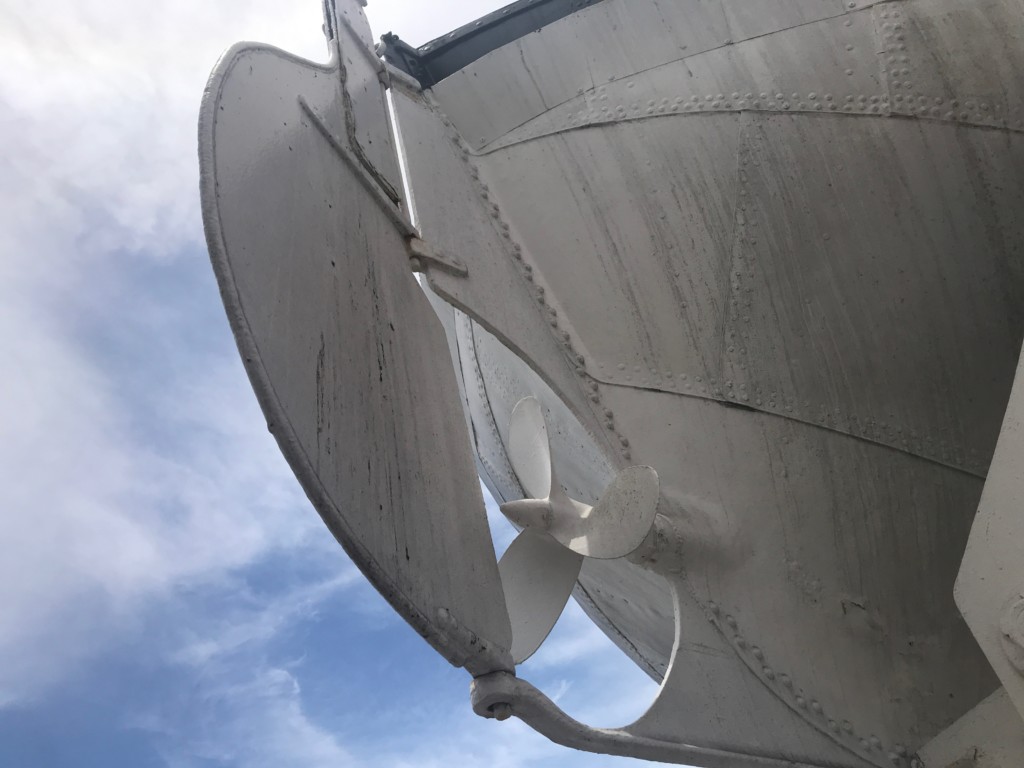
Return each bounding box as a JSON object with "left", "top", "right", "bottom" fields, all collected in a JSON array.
[{"left": 0, "top": 1, "right": 659, "bottom": 765}]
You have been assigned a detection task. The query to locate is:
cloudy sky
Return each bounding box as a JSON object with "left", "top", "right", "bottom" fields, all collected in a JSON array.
[{"left": 0, "top": 1, "right": 658, "bottom": 765}]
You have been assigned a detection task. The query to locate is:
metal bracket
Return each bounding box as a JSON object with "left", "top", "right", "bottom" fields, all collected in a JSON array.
[
  {"left": 470, "top": 671, "right": 850, "bottom": 768},
  {"left": 382, "top": 61, "right": 423, "bottom": 97},
  {"left": 299, "top": 96, "right": 412, "bottom": 234},
  {"left": 407, "top": 236, "right": 468, "bottom": 277}
]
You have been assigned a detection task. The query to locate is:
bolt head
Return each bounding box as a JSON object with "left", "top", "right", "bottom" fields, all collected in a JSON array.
[{"left": 489, "top": 703, "right": 512, "bottom": 721}]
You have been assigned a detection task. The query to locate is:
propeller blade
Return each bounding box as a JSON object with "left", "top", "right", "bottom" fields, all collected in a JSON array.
[
  {"left": 508, "top": 397, "right": 553, "bottom": 500},
  {"left": 498, "top": 528, "right": 584, "bottom": 664},
  {"left": 550, "top": 465, "right": 660, "bottom": 559}
]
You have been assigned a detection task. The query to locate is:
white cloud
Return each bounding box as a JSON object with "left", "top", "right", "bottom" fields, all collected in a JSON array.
[
  {"left": 137, "top": 573, "right": 366, "bottom": 768},
  {"left": 0, "top": 310, "right": 327, "bottom": 702},
  {"left": 0, "top": 0, "right": 326, "bottom": 268},
  {"left": 153, "top": 666, "right": 357, "bottom": 768},
  {"left": 170, "top": 570, "right": 360, "bottom": 669},
  {"left": 0, "top": 1, "right": 660, "bottom": 765},
  {"left": 0, "top": 0, "right": 523, "bottom": 719},
  {"left": 0, "top": 0, "right": 331, "bottom": 705}
]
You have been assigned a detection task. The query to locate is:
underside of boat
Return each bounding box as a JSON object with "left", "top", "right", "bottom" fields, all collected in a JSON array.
[{"left": 198, "top": 1, "right": 1024, "bottom": 765}]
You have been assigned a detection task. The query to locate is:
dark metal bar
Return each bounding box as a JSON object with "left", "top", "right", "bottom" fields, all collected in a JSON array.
[{"left": 379, "top": 0, "right": 607, "bottom": 88}]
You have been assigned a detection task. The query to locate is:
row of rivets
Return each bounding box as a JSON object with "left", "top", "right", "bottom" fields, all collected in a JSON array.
[
  {"left": 472, "top": 1, "right": 1023, "bottom": 155},
  {"left": 730, "top": 111, "right": 982, "bottom": 478},
  {"left": 564, "top": 89, "right": 892, "bottom": 127},
  {"left": 458, "top": 314, "right": 522, "bottom": 494},
  {"left": 589, "top": 362, "right": 984, "bottom": 472},
  {"left": 487, "top": 90, "right": 1021, "bottom": 156},
  {"left": 705, "top": 601, "right": 916, "bottom": 768},
  {"left": 487, "top": 85, "right": 1023, "bottom": 155},
  {"left": 729, "top": 122, "right": 759, "bottom": 394},
  {"left": 433, "top": 101, "right": 634, "bottom": 464},
  {"left": 491, "top": 64, "right": 1020, "bottom": 152},
  {"left": 878, "top": 5, "right": 1024, "bottom": 131},
  {"left": 879, "top": 6, "right": 925, "bottom": 123},
  {"left": 581, "top": 113, "right": 985, "bottom": 474}
]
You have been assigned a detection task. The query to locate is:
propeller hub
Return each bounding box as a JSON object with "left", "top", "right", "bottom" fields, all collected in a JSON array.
[{"left": 495, "top": 397, "right": 661, "bottom": 664}]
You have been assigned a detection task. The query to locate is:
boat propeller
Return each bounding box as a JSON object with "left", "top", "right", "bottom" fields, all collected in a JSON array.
[{"left": 497, "top": 397, "right": 660, "bottom": 663}]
